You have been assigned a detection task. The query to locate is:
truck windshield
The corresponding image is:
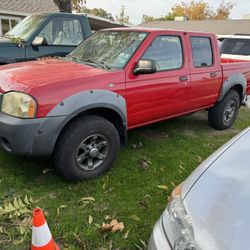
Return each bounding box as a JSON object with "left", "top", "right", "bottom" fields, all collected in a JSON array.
[
  {"left": 4, "top": 15, "right": 45, "bottom": 41},
  {"left": 69, "top": 30, "right": 148, "bottom": 69},
  {"left": 220, "top": 38, "right": 250, "bottom": 56}
]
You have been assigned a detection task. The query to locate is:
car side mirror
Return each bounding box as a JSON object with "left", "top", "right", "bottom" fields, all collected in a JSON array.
[
  {"left": 133, "top": 59, "right": 157, "bottom": 75},
  {"left": 32, "top": 36, "right": 47, "bottom": 46}
]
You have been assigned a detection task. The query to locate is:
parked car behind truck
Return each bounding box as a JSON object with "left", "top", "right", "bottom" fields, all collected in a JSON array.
[
  {"left": 148, "top": 127, "right": 250, "bottom": 250},
  {"left": 0, "top": 27, "right": 249, "bottom": 181},
  {"left": 0, "top": 13, "right": 92, "bottom": 64}
]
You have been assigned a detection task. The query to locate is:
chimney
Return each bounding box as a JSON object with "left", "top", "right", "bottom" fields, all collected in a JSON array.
[{"left": 174, "top": 16, "right": 188, "bottom": 21}]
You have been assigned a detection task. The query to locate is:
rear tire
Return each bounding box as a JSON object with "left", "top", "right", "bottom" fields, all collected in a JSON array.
[
  {"left": 208, "top": 90, "right": 240, "bottom": 130},
  {"left": 54, "top": 115, "right": 120, "bottom": 182}
]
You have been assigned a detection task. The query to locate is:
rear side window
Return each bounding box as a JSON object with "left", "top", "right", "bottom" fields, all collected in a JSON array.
[
  {"left": 220, "top": 38, "right": 250, "bottom": 55},
  {"left": 190, "top": 37, "right": 213, "bottom": 67},
  {"left": 142, "top": 35, "right": 183, "bottom": 71}
]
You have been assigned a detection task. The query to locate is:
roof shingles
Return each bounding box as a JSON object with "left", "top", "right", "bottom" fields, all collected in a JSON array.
[
  {"left": 139, "top": 19, "right": 250, "bottom": 35},
  {"left": 0, "top": 0, "right": 58, "bottom": 15}
]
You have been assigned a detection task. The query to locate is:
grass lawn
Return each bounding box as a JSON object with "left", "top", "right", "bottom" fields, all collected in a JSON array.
[{"left": 1, "top": 107, "right": 250, "bottom": 249}]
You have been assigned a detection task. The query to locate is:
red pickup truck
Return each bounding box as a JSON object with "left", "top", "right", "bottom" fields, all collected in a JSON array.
[{"left": 0, "top": 28, "right": 249, "bottom": 181}]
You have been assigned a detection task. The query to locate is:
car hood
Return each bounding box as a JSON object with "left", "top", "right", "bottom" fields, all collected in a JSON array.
[
  {"left": 0, "top": 59, "right": 116, "bottom": 93},
  {"left": 182, "top": 128, "right": 250, "bottom": 250}
]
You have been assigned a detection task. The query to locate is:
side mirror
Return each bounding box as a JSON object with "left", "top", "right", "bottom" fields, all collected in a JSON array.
[
  {"left": 133, "top": 59, "right": 157, "bottom": 75},
  {"left": 32, "top": 36, "right": 47, "bottom": 46}
]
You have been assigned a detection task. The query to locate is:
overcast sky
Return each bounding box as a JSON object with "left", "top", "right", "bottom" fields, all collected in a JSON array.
[{"left": 85, "top": 0, "right": 250, "bottom": 24}]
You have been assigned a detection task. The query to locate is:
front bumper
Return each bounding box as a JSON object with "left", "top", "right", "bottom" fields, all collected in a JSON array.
[
  {"left": 0, "top": 112, "right": 67, "bottom": 156},
  {"left": 148, "top": 211, "right": 172, "bottom": 250}
]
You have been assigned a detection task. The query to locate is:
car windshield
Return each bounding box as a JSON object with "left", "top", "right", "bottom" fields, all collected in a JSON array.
[
  {"left": 4, "top": 15, "right": 45, "bottom": 41},
  {"left": 68, "top": 30, "right": 148, "bottom": 69},
  {"left": 220, "top": 38, "right": 250, "bottom": 56}
]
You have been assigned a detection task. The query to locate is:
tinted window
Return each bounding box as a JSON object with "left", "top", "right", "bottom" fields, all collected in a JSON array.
[
  {"left": 190, "top": 37, "right": 213, "bottom": 67},
  {"left": 220, "top": 38, "right": 250, "bottom": 56},
  {"left": 38, "top": 18, "right": 83, "bottom": 46},
  {"left": 142, "top": 35, "right": 183, "bottom": 71}
]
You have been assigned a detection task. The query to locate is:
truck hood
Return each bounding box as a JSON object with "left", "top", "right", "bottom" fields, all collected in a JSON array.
[
  {"left": 0, "top": 59, "right": 125, "bottom": 117},
  {"left": 0, "top": 59, "right": 116, "bottom": 93},
  {"left": 0, "top": 36, "right": 17, "bottom": 46}
]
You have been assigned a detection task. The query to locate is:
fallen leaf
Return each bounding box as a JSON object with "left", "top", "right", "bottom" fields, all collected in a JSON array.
[
  {"left": 129, "top": 214, "right": 141, "bottom": 222},
  {"left": 57, "top": 205, "right": 68, "bottom": 215},
  {"left": 101, "top": 219, "right": 124, "bottom": 233},
  {"left": 157, "top": 185, "right": 168, "bottom": 191},
  {"left": 73, "top": 233, "right": 87, "bottom": 250},
  {"left": 94, "top": 223, "right": 101, "bottom": 228},
  {"left": 110, "top": 219, "right": 124, "bottom": 232},
  {"left": 78, "top": 197, "right": 95, "bottom": 203},
  {"left": 196, "top": 155, "right": 203, "bottom": 163},
  {"left": 139, "top": 157, "right": 152, "bottom": 170},
  {"left": 88, "top": 215, "right": 93, "bottom": 225},
  {"left": 132, "top": 142, "right": 142, "bottom": 149},
  {"left": 48, "top": 192, "right": 57, "bottom": 199},
  {"left": 19, "top": 216, "right": 32, "bottom": 235},
  {"left": 101, "top": 222, "right": 112, "bottom": 232},
  {"left": 123, "top": 230, "right": 130, "bottom": 239},
  {"left": 42, "top": 168, "right": 53, "bottom": 174},
  {"left": 105, "top": 215, "right": 112, "bottom": 220}
]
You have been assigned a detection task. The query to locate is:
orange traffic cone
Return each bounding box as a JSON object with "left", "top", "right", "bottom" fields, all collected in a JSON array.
[{"left": 31, "top": 208, "right": 60, "bottom": 250}]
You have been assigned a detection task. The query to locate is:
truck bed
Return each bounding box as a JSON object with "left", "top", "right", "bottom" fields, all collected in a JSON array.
[{"left": 221, "top": 58, "right": 250, "bottom": 95}]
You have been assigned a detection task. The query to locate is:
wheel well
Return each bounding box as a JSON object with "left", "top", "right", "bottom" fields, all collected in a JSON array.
[
  {"left": 231, "top": 84, "right": 243, "bottom": 102},
  {"left": 57, "top": 108, "right": 126, "bottom": 147}
]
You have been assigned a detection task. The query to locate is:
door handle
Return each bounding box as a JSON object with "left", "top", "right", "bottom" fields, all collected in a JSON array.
[
  {"left": 179, "top": 76, "right": 188, "bottom": 82},
  {"left": 210, "top": 72, "right": 217, "bottom": 78}
]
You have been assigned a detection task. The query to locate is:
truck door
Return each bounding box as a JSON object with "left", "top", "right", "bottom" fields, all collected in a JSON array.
[
  {"left": 126, "top": 33, "right": 190, "bottom": 128},
  {"left": 26, "top": 16, "right": 84, "bottom": 60},
  {"left": 185, "top": 34, "right": 222, "bottom": 110}
]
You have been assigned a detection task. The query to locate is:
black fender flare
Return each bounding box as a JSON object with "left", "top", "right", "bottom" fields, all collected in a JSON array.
[
  {"left": 46, "top": 89, "right": 127, "bottom": 146},
  {"left": 218, "top": 72, "right": 246, "bottom": 102}
]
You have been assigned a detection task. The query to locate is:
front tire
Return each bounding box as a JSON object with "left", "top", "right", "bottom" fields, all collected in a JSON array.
[
  {"left": 54, "top": 115, "right": 120, "bottom": 182},
  {"left": 208, "top": 90, "right": 240, "bottom": 130}
]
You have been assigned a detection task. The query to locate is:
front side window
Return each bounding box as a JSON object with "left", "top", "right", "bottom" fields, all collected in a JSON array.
[
  {"left": 38, "top": 18, "right": 84, "bottom": 46},
  {"left": 190, "top": 37, "right": 213, "bottom": 67},
  {"left": 141, "top": 35, "right": 183, "bottom": 71},
  {"left": 69, "top": 30, "right": 148, "bottom": 69}
]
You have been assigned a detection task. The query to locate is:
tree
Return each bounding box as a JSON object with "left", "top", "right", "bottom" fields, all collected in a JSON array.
[
  {"left": 82, "top": 7, "right": 114, "bottom": 21},
  {"left": 171, "top": 0, "right": 235, "bottom": 20},
  {"left": 116, "top": 5, "right": 130, "bottom": 24},
  {"left": 142, "top": 13, "right": 175, "bottom": 23},
  {"left": 53, "top": 0, "right": 86, "bottom": 13},
  {"left": 72, "top": 0, "right": 86, "bottom": 13},
  {"left": 210, "top": 1, "right": 235, "bottom": 20},
  {"left": 53, "top": 0, "right": 72, "bottom": 12},
  {"left": 142, "top": 0, "right": 235, "bottom": 22}
]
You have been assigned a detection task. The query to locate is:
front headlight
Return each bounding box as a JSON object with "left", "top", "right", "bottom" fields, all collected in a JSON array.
[
  {"left": 164, "top": 185, "right": 197, "bottom": 250},
  {"left": 1, "top": 92, "right": 37, "bottom": 118}
]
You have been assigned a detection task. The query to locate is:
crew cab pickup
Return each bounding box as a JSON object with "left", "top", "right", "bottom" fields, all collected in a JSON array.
[
  {"left": 0, "top": 28, "right": 249, "bottom": 181},
  {"left": 0, "top": 13, "right": 91, "bottom": 64}
]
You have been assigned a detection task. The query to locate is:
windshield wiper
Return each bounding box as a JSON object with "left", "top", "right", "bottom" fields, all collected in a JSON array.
[{"left": 74, "top": 58, "right": 112, "bottom": 70}]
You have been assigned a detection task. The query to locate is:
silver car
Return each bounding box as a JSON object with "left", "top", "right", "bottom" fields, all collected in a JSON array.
[{"left": 148, "top": 128, "right": 250, "bottom": 250}]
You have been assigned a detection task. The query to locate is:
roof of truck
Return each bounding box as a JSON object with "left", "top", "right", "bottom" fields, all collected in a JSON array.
[{"left": 102, "top": 26, "right": 215, "bottom": 36}]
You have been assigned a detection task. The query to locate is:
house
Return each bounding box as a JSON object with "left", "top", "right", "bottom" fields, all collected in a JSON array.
[
  {"left": 139, "top": 19, "right": 250, "bottom": 35},
  {"left": 0, "top": 0, "right": 123, "bottom": 36}
]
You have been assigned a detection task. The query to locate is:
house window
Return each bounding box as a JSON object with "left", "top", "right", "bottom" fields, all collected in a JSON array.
[{"left": 0, "top": 16, "right": 21, "bottom": 36}]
